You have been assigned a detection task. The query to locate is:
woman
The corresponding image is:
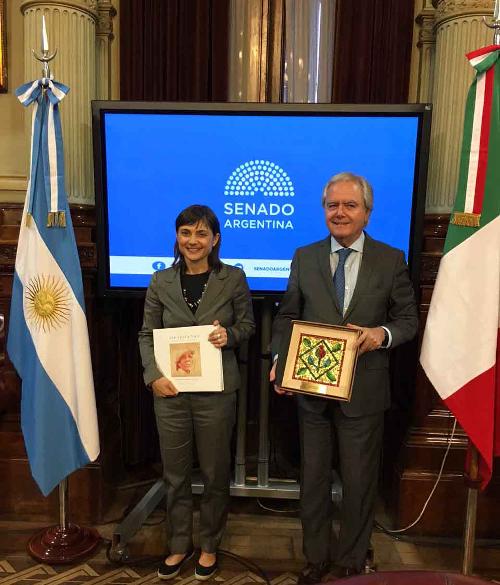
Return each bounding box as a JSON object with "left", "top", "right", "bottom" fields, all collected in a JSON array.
[
  {"left": 174, "top": 349, "right": 195, "bottom": 376},
  {"left": 139, "top": 205, "right": 255, "bottom": 581}
]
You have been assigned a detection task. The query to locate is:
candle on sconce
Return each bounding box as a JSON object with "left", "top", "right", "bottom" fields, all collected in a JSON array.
[{"left": 494, "top": 0, "right": 500, "bottom": 21}]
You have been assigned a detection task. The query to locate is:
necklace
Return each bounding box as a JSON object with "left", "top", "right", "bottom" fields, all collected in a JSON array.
[{"left": 182, "top": 281, "right": 208, "bottom": 311}]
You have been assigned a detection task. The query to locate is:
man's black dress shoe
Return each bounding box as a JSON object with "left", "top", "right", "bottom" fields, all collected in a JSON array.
[
  {"left": 297, "top": 561, "right": 330, "bottom": 585},
  {"left": 157, "top": 546, "right": 195, "bottom": 580},
  {"left": 342, "top": 567, "right": 362, "bottom": 577},
  {"left": 329, "top": 565, "right": 362, "bottom": 579}
]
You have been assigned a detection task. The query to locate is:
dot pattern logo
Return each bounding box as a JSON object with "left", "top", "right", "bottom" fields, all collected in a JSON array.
[{"left": 225, "top": 160, "right": 294, "bottom": 198}]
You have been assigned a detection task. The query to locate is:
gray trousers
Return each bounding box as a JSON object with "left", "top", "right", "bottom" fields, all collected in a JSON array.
[
  {"left": 298, "top": 400, "right": 384, "bottom": 571},
  {"left": 154, "top": 391, "right": 236, "bottom": 554}
]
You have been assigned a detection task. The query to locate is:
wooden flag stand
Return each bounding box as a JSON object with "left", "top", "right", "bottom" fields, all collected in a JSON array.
[{"left": 27, "top": 479, "right": 101, "bottom": 563}]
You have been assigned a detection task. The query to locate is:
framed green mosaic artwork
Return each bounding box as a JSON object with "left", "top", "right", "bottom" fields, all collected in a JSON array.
[{"left": 281, "top": 321, "right": 360, "bottom": 400}]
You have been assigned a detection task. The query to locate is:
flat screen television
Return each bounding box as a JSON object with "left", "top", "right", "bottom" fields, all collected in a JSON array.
[{"left": 92, "top": 102, "right": 431, "bottom": 297}]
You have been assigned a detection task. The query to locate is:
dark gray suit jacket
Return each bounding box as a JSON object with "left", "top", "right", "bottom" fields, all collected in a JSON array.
[
  {"left": 272, "top": 233, "right": 418, "bottom": 416},
  {"left": 139, "top": 263, "right": 255, "bottom": 393}
]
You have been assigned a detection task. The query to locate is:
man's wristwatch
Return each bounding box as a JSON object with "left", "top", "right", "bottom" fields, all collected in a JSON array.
[{"left": 382, "top": 328, "right": 390, "bottom": 348}]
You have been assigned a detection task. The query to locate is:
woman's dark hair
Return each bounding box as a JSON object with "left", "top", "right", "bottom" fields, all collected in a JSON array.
[{"left": 173, "top": 205, "right": 222, "bottom": 272}]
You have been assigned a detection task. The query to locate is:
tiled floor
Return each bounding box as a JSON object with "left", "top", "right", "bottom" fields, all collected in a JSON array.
[{"left": 1, "top": 496, "right": 500, "bottom": 584}]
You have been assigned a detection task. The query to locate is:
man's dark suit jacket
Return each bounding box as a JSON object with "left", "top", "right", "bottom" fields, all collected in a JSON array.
[{"left": 272, "top": 233, "right": 418, "bottom": 417}]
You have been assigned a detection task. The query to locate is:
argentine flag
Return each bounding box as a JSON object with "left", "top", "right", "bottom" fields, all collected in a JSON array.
[{"left": 7, "top": 78, "right": 99, "bottom": 496}]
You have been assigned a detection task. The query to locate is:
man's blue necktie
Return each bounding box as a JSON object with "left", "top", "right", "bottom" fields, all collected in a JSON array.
[{"left": 333, "top": 247, "right": 353, "bottom": 313}]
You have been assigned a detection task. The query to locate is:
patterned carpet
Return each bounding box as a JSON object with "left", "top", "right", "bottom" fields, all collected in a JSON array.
[
  {"left": 0, "top": 557, "right": 299, "bottom": 585},
  {"left": 3, "top": 556, "right": 500, "bottom": 585},
  {"left": 2, "top": 513, "right": 500, "bottom": 584}
]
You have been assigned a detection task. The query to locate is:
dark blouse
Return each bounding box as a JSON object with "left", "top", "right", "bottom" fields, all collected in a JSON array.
[{"left": 181, "top": 271, "right": 210, "bottom": 314}]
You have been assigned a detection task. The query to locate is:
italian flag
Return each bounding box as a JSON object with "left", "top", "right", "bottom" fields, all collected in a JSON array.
[{"left": 420, "top": 45, "right": 500, "bottom": 489}]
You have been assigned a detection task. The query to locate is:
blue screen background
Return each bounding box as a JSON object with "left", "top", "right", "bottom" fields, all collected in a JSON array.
[{"left": 103, "top": 112, "right": 419, "bottom": 292}]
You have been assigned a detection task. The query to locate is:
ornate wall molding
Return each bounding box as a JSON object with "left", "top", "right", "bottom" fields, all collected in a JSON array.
[
  {"left": 21, "top": 0, "right": 98, "bottom": 19},
  {"left": 434, "top": 0, "right": 495, "bottom": 26},
  {"left": 96, "top": 0, "right": 115, "bottom": 36},
  {"left": 411, "top": 2, "right": 436, "bottom": 104},
  {"left": 417, "top": 13, "right": 436, "bottom": 46},
  {"left": 95, "top": 0, "right": 116, "bottom": 99}
]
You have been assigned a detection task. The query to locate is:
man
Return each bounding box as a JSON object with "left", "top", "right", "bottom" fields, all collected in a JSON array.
[{"left": 271, "top": 172, "right": 418, "bottom": 583}]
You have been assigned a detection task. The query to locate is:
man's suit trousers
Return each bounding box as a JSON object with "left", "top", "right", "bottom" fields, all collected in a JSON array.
[{"left": 298, "top": 399, "right": 384, "bottom": 571}]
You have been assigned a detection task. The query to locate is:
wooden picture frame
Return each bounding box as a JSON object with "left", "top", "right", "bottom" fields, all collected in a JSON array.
[
  {"left": 0, "top": 0, "right": 6, "bottom": 93},
  {"left": 280, "top": 320, "right": 360, "bottom": 401}
]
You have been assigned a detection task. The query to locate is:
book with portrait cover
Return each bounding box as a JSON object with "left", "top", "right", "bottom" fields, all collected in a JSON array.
[{"left": 153, "top": 325, "right": 224, "bottom": 392}]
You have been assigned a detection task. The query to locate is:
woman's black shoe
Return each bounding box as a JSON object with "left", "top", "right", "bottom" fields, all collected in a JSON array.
[
  {"left": 157, "top": 547, "right": 195, "bottom": 580},
  {"left": 195, "top": 557, "right": 218, "bottom": 581},
  {"left": 297, "top": 561, "right": 330, "bottom": 585}
]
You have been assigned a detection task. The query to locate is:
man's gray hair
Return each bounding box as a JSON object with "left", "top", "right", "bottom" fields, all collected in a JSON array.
[{"left": 321, "top": 172, "right": 373, "bottom": 211}]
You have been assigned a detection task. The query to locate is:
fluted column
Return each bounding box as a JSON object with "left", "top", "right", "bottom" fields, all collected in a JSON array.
[
  {"left": 426, "top": 0, "right": 495, "bottom": 213},
  {"left": 95, "top": 0, "right": 116, "bottom": 100},
  {"left": 21, "top": 0, "right": 97, "bottom": 204},
  {"left": 282, "top": 0, "right": 335, "bottom": 103}
]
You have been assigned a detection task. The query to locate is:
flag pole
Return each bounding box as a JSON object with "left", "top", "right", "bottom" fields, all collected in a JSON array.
[
  {"left": 23, "top": 15, "right": 101, "bottom": 563},
  {"left": 60, "top": 478, "right": 68, "bottom": 531},
  {"left": 462, "top": 444, "right": 480, "bottom": 575},
  {"left": 31, "top": 14, "right": 57, "bottom": 80},
  {"left": 483, "top": 0, "right": 500, "bottom": 44}
]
